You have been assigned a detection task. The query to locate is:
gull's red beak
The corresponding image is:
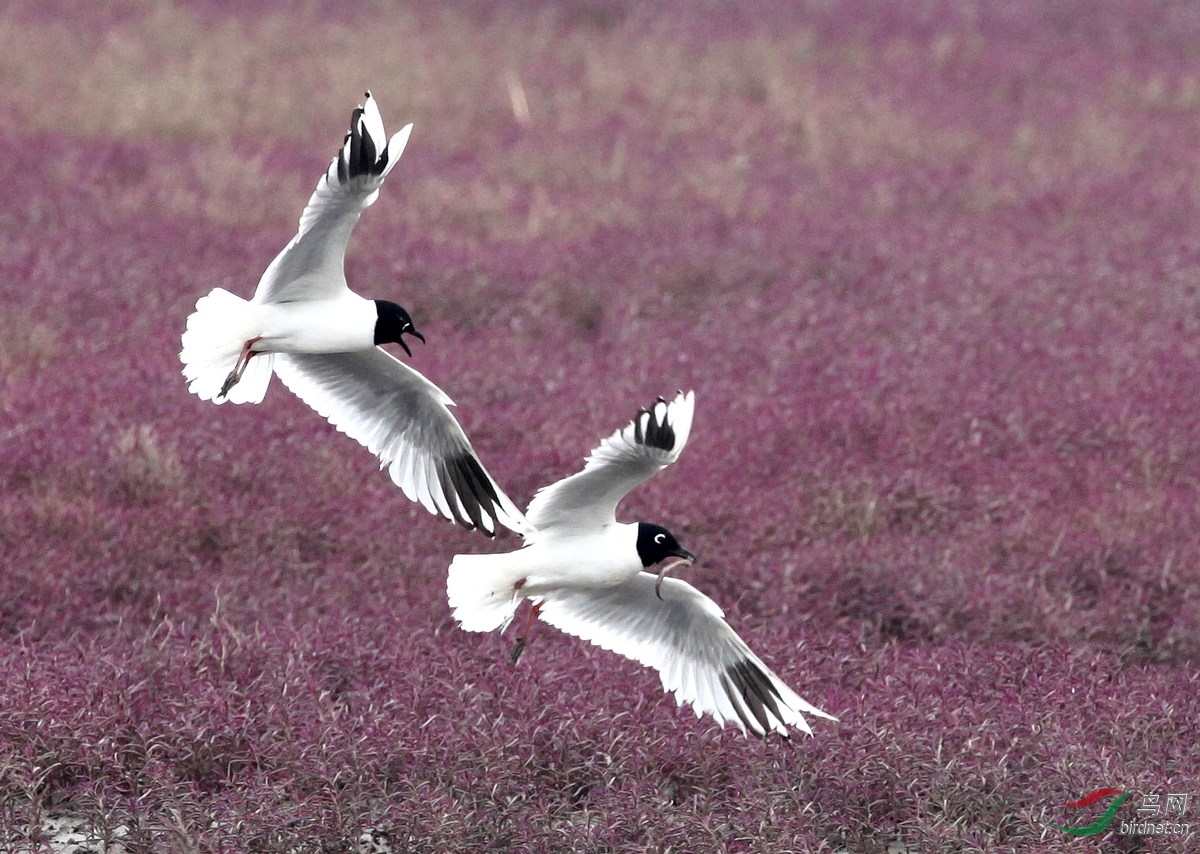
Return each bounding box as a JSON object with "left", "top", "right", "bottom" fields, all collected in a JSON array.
[{"left": 655, "top": 550, "right": 696, "bottom": 600}]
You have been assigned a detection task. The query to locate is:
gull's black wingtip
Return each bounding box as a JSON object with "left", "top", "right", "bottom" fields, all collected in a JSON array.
[
  {"left": 347, "top": 106, "right": 367, "bottom": 179},
  {"left": 335, "top": 92, "right": 391, "bottom": 180},
  {"left": 633, "top": 396, "right": 677, "bottom": 452},
  {"left": 438, "top": 452, "right": 507, "bottom": 538},
  {"left": 336, "top": 131, "right": 351, "bottom": 183},
  {"left": 721, "top": 658, "right": 792, "bottom": 738}
]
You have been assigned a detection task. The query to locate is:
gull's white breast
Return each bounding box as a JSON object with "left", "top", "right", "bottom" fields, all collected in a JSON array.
[
  {"left": 253, "top": 292, "right": 377, "bottom": 355},
  {"left": 520, "top": 523, "right": 642, "bottom": 596}
]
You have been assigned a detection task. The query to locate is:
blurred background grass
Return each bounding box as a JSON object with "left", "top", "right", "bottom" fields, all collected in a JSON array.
[
  {"left": 7, "top": 1, "right": 1185, "bottom": 235},
  {"left": 3, "top": 1, "right": 1200, "bottom": 851}
]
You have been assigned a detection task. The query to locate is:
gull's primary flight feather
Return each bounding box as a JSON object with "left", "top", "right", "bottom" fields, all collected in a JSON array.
[
  {"left": 523, "top": 392, "right": 694, "bottom": 535},
  {"left": 255, "top": 93, "right": 412, "bottom": 305},
  {"left": 538, "top": 574, "right": 834, "bottom": 737},
  {"left": 273, "top": 349, "right": 528, "bottom": 534}
]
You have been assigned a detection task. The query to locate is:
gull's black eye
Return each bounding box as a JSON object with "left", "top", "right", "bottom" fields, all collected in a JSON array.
[{"left": 654, "top": 533, "right": 666, "bottom": 544}]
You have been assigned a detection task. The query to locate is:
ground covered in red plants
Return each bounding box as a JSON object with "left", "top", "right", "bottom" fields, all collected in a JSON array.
[{"left": 2, "top": 1, "right": 1199, "bottom": 851}]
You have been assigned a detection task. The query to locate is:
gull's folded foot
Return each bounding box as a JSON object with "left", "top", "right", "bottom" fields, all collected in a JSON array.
[
  {"left": 218, "top": 336, "right": 264, "bottom": 399},
  {"left": 508, "top": 599, "right": 543, "bottom": 666},
  {"left": 218, "top": 369, "right": 240, "bottom": 399},
  {"left": 509, "top": 636, "right": 527, "bottom": 666}
]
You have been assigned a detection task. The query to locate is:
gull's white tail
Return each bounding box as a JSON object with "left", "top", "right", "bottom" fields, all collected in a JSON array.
[
  {"left": 180, "top": 288, "right": 274, "bottom": 404},
  {"left": 446, "top": 552, "right": 529, "bottom": 633}
]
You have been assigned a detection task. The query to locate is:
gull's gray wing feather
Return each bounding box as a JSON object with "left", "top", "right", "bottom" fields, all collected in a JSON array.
[
  {"left": 273, "top": 348, "right": 532, "bottom": 537},
  {"left": 525, "top": 390, "right": 695, "bottom": 535},
  {"left": 537, "top": 572, "right": 836, "bottom": 737},
  {"left": 253, "top": 92, "right": 413, "bottom": 305}
]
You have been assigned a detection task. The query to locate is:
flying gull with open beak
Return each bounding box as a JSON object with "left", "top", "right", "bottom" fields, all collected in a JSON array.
[
  {"left": 447, "top": 391, "right": 836, "bottom": 737},
  {"left": 180, "top": 92, "right": 527, "bottom": 536}
]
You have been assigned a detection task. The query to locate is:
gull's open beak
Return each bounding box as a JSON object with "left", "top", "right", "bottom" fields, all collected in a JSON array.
[
  {"left": 655, "top": 549, "right": 696, "bottom": 600},
  {"left": 399, "top": 327, "right": 425, "bottom": 357}
]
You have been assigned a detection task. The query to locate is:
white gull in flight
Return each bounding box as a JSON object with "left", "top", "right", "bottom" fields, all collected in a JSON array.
[
  {"left": 180, "top": 92, "right": 527, "bottom": 536},
  {"left": 448, "top": 391, "right": 835, "bottom": 736}
]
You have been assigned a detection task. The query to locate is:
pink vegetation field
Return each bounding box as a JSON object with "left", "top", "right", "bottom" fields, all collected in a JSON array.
[{"left": 1, "top": 1, "right": 1198, "bottom": 851}]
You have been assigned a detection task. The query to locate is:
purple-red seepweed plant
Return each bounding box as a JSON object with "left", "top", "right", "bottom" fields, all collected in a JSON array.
[{"left": 1, "top": 0, "right": 1198, "bottom": 850}]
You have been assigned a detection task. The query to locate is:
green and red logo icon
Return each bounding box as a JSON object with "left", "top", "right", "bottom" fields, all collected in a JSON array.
[{"left": 1051, "top": 788, "right": 1132, "bottom": 837}]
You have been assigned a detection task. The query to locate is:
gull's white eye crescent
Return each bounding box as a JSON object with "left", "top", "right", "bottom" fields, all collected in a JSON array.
[{"left": 654, "top": 533, "right": 666, "bottom": 544}]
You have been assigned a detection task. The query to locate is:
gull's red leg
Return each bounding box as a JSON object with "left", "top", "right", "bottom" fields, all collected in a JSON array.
[
  {"left": 509, "top": 600, "right": 543, "bottom": 666},
  {"left": 219, "top": 336, "right": 264, "bottom": 398}
]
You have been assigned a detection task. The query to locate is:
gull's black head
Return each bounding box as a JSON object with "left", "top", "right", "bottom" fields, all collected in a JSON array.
[
  {"left": 636, "top": 522, "right": 695, "bottom": 568},
  {"left": 374, "top": 300, "right": 425, "bottom": 356}
]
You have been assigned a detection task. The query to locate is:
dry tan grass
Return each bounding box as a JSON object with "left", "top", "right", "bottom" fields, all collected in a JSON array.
[
  {"left": 0, "top": 309, "right": 58, "bottom": 380},
  {"left": 0, "top": 475, "right": 107, "bottom": 548},
  {"left": 110, "top": 423, "right": 185, "bottom": 505}
]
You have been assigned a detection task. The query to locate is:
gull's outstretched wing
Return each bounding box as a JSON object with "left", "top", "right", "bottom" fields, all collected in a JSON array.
[
  {"left": 273, "top": 349, "right": 531, "bottom": 537},
  {"left": 537, "top": 572, "right": 836, "bottom": 737},
  {"left": 525, "top": 390, "right": 695, "bottom": 535},
  {"left": 253, "top": 91, "right": 413, "bottom": 305}
]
